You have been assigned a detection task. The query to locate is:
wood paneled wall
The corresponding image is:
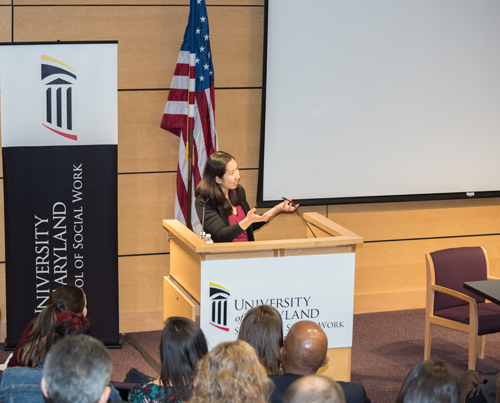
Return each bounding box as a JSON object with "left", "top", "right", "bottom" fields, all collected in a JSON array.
[{"left": 0, "top": 0, "right": 499, "bottom": 337}]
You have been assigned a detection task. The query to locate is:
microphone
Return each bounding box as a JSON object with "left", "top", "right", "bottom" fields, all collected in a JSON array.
[
  {"left": 200, "top": 199, "right": 213, "bottom": 243},
  {"left": 201, "top": 202, "right": 206, "bottom": 237},
  {"left": 281, "top": 197, "right": 317, "bottom": 238}
]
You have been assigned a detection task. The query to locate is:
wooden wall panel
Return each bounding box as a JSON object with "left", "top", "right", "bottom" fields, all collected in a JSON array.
[
  {"left": 118, "top": 88, "right": 261, "bottom": 173},
  {"left": 0, "top": 6, "right": 11, "bottom": 37},
  {"left": 354, "top": 235, "right": 500, "bottom": 313},
  {"left": 209, "top": 6, "right": 264, "bottom": 88},
  {"left": 118, "top": 90, "right": 179, "bottom": 173},
  {"left": 328, "top": 198, "right": 500, "bottom": 242},
  {"left": 13, "top": 6, "right": 263, "bottom": 89},
  {"left": 216, "top": 89, "right": 262, "bottom": 169},
  {"left": 118, "top": 254, "right": 169, "bottom": 333},
  {"left": 15, "top": 0, "right": 263, "bottom": 6},
  {"left": 239, "top": 168, "right": 258, "bottom": 206},
  {"left": 118, "top": 172, "right": 175, "bottom": 255},
  {"left": 13, "top": 6, "right": 187, "bottom": 90},
  {"left": 118, "top": 254, "right": 168, "bottom": 314}
]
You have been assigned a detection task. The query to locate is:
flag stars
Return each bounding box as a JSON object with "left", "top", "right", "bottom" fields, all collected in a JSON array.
[
  {"left": 204, "top": 63, "right": 209, "bottom": 70},
  {"left": 199, "top": 46, "right": 205, "bottom": 52},
  {"left": 210, "top": 71, "right": 213, "bottom": 76},
  {"left": 199, "top": 75, "right": 205, "bottom": 81},
  {"left": 204, "top": 34, "right": 209, "bottom": 40},
  {"left": 197, "top": 0, "right": 202, "bottom": 3},
  {"left": 200, "top": 16, "right": 206, "bottom": 23},
  {"left": 196, "top": 28, "right": 201, "bottom": 34},
  {"left": 195, "top": 57, "right": 200, "bottom": 64}
]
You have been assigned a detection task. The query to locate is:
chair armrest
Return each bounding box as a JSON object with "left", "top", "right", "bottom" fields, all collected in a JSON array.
[
  {"left": 487, "top": 275, "right": 500, "bottom": 280},
  {"left": 431, "top": 285, "right": 476, "bottom": 304}
]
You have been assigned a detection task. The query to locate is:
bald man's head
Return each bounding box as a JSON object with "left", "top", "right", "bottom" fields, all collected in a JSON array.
[
  {"left": 282, "top": 321, "right": 329, "bottom": 375},
  {"left": 283, "top": 375, "right": 345, "bottom": 403}
]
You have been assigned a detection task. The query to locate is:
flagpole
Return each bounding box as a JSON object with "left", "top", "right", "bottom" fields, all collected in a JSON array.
[
  {"left": 186, "top": 128, "right": 194, "bottom": 230},
  {"left": 185, "top": 62, "right": 194, "bottom": 230},
  {"left": 162, "top": 0, "right": 217, "bottom": 234}
]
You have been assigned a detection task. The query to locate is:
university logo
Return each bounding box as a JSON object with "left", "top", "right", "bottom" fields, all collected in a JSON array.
[
  {"left": 41, "top": 55, "right": 77, "bottom": 141},
  {"left": 209, "top": 282, "right": 230, "bottom": 331}
]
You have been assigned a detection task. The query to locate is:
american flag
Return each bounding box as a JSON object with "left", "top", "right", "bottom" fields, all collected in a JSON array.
[{"left": 161, "top": 0, "right": 218, "bottom": 233}]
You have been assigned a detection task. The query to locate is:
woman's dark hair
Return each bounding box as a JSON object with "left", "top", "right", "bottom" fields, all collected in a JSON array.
[
  {"left": 160, "top": 317, "right": 209, "bottom": 401},
  {"left": 237, "top": 305, "right": 283, "bottom": 375},
  {"left": 20, "top": 284, "right": 86, "bottom": 367},
  {"left": 395, "top": 360, "right": 458, "bottom": 403},
  {"left": 195, "top": 151, "right": 244, "bottom": 215},
  {"left": 52, "top": 310, "right": 91, "bottom": 345}
]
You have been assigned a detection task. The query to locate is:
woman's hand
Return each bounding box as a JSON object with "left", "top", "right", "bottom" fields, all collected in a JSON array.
[
  {"left": 239, "top": 208, "right": 273, "bottom": 230},
  {"left": 261, "top": 197, "right": 300, "bottom": 220},
  {"left": 276, "top": 197, "right": 299, "bottom": 213},
  {"left": 247, "top": 208, "right": 273, "bottom": 223}
]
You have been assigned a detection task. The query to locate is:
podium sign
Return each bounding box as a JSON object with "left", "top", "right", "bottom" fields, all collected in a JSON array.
[
  {"left": 200, "top": 253, "right": 355, "bottom": 349},
  {"left": 0, "top": 42, "right": 119, "bottom": 347}
]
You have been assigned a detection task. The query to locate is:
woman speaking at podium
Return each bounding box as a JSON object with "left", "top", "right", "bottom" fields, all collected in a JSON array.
[{"left": 195, "top": 151, "right": 296, "bottom": 243}]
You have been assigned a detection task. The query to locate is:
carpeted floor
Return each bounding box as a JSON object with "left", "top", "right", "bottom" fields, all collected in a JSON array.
[
  {"left": 349, "top": 309, "right": 500, "bottom": 402},
  {"left": 3, "top": 308, "right": 500, "bottom": 402}
]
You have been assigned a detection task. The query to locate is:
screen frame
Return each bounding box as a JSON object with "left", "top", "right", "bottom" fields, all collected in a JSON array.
[{"left": 256, "top": 0, "right": 500, "bottom": 208}]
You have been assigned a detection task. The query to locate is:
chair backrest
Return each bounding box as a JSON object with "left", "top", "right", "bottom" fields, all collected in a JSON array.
[{"left": 429, "top": 246, "right": 487, "bottom": 312}]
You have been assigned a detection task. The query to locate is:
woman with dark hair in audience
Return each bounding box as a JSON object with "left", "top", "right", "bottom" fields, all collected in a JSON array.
[
  {"left": 128, "top": 317, "right": 209, "bottom": 403},
  {"left": 0, "top": 310, "right": 122, "bottom": 403},
  {"left": 237, "top": 304, "right": 283, "bottom": 375},
  {"left": 8, "top": 284, "right": 87, "bottom": 368},
  {"left": 189, "top": 340, "right": 273, "bottom": 403},
  {"left": 395, "top": 359, "right": 458, "bottom": 403}
]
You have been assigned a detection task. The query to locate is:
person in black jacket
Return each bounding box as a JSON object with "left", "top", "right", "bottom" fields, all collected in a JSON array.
[
  {"left": 269, "top": 321, "right": 371, "bottom": 403},
  {"left": 195, "top": 151, "right": 297, "bottom": 242}
]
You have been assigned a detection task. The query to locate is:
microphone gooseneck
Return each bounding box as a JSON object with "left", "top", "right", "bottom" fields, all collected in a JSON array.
[
  {"left": 201, "top": 202, "right": 206, "bottom": 237},
  {"left": 281, "top": 197, "right": 317, "bottom": 238},
  {"left": 200, "top": 199, "right": 213, "bottom": 243}
]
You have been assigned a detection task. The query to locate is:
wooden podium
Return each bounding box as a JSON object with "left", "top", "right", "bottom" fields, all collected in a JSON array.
[{"left": 163, "top": 212, "right": 363, "bottom": 382}]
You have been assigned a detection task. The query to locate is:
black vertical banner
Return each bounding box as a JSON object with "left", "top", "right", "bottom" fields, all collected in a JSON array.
[
  {"left": 0, "top": 42, "right": 119, "bottom": 348},
  {"left": 3, "top": 146, "right": 119, "bottom": 347}
]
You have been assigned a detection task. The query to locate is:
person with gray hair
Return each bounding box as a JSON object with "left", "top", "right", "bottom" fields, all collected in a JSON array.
[
  {"left": 41, "top": 334, "right": 113, "bottom": 403},
  {"left": 283, "top": 375, "right": 346, "bottom": 403}
]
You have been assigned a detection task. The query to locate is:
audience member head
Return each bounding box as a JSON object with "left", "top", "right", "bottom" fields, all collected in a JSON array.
[
  {"left": 237, "top": 305, "right": 284, "bottom": 374},
  {"left": 160, "top": 316, "right": 209, "bottom": 401},
  {"left": 189, "top": 340, "right": 273, "bottom": 403},
  {"left": 282, "top": 320, "right": 329, "bottom": 375},
  {"left": 21, "top": 285, "right": 87, "bottom": 367},
  {"left": 395, "top": 359, "right": 458, "bottom": 403},
  {"left": 52, "top": 310, "right": 91, "bottom": 345},
  {"left": 41, "top": 334, "right": 112, "bottom": 403},
  {"left": 283, "top": 375, "right": 346, "bottom": 403}
]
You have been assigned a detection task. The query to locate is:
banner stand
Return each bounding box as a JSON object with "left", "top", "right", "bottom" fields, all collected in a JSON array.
[{"left": 0, "top": 41, "right": 120, "bottom": 348}]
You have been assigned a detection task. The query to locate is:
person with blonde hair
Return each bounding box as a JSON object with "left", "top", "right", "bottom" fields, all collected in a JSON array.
[{"left": 189, "top": 340, "right": 274, "bottom": 403}]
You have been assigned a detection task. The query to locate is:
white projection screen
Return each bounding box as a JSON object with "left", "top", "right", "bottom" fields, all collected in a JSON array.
[{"left": 257, "top": 0, "right": 500, "bottom": 206}]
